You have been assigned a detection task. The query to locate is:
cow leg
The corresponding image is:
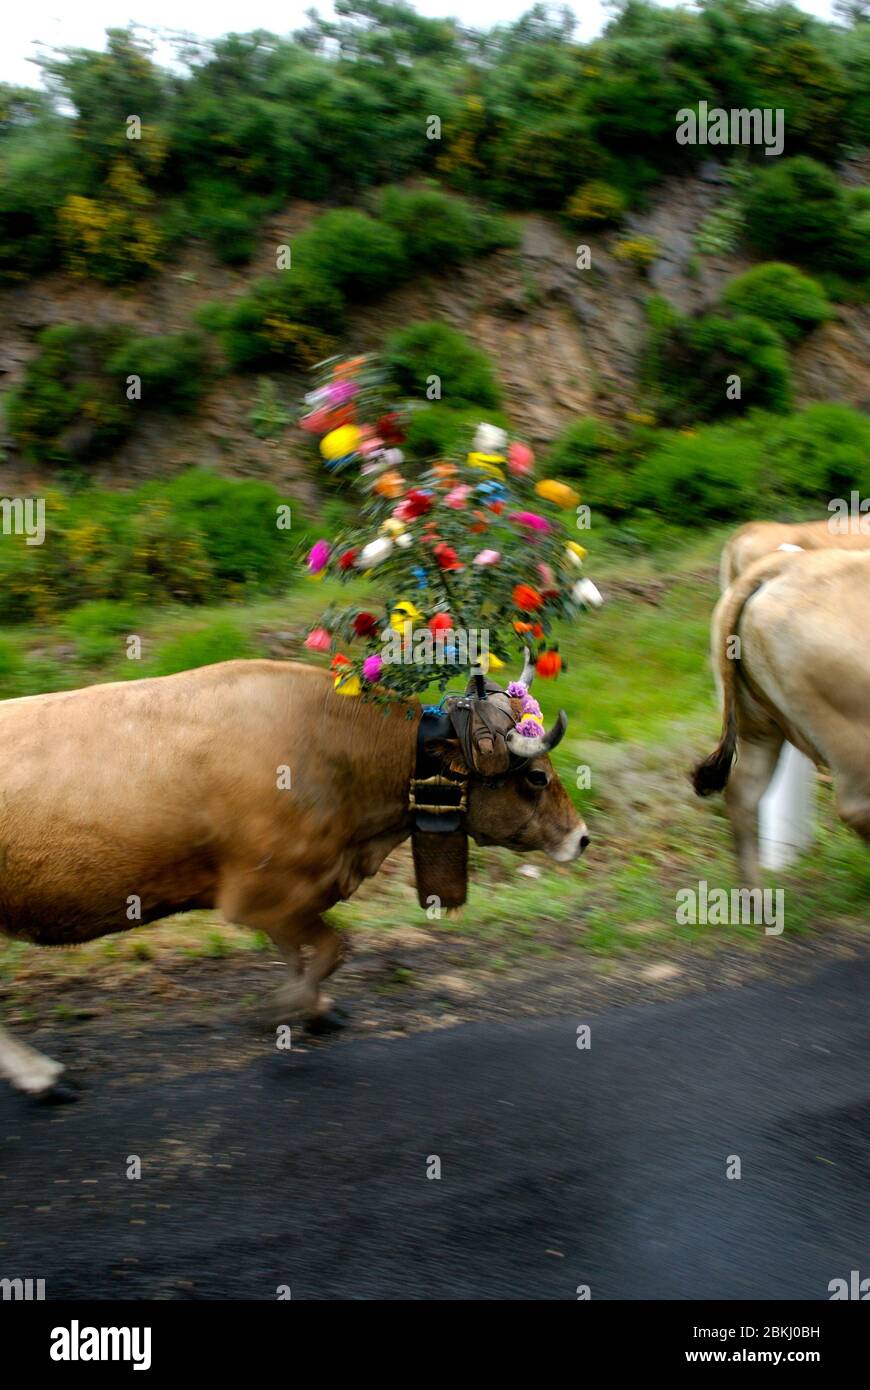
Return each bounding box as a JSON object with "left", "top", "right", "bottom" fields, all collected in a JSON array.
[
  {"left": 725, "top": 730, "right": 784, "bottom": 888},
  {"left": 0, "top": 1023, "right": 66, "bottom": 1098}
]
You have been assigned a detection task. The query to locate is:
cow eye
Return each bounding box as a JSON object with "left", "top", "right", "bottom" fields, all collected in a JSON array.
[{"left": 525, "top": 768, "right": 550, "bottom": 789}]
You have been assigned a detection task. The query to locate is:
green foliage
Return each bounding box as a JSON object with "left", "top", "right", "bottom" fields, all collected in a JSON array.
[
  {"left": 0, "top": 471, "right": 297, "bottom": 625},
  {"left": 385, "top": 321, "right": 502, "bottom": 409},
  {"left": 402, "top": 403, "right": 508, "bottom": 461},
  {"left": 649, "top": 310, "right": 792, "bottom": 424},
  {"left": 632, "top": 426, "right": 764, "bottom": 524},
  {"left": 302, "top": 208, "right": 408, "bottom": 298},
  {"left": 7, "top": 326, "right": 209, "bottom": 464},
  {"left": 377, "top": 185, "right": 517, "bottom": 268},
  {"left": 612, "top": 235, "right": 659, "bottom": 270},
  {"left": 744, "top": 157, "right": 868, "bottom": 279},
  {"left": 150, "top": 620, "right": 254, "bottom": 676},
  {"left": 249, "top": 378, "right": 290, "bottom": 438},
  {"left": 721, "top": 263, "right": 832, "bottom": 343},
  {"left": 107, "top": 332, "right": 210, "bottom": 411},
  {"left": 65, "top": 600, "right": 141, "bottom": 665}
]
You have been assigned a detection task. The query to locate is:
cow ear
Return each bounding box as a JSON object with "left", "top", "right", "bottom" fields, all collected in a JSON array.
[{"left": 426, "top": 738, "right": 469, "bottom": 776}]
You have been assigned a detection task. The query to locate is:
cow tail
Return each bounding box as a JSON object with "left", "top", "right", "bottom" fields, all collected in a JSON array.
[{"left": 692, "top": 553, "right": 791, "bottom": 797}]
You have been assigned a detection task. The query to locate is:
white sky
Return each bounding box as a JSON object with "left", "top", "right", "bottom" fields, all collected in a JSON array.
[{"left": 2, "top": 0, "right": 840, "bottom": 89}]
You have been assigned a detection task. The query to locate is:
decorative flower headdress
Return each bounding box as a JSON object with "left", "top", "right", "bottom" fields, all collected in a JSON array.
[{"left": 300, "top": 354, "right": 602, "bottom": 723}]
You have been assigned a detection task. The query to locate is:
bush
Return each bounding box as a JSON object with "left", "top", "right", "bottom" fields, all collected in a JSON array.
[
  {"left": 65, "top": 599, "right": 141, "bottom": 665},
  {"left": 6, "top": 325, "right": 131, "bottom": 465},
  {"left": 150, "top": 620, "right": 254, "bottom": 676},
  {"left": 377, "top": 185, "right": 516, "bottom": 269},
  {"left": 107, "top": 332, "right": 209, "bottom": 411},
  {"left": 209, "top": 263, "right": 344, "bottom": 370},
  {"left": 744, "top": 157, "right": 866, "bottom": 278},
  {"left": 564, "top": 181, "right": 626, "bottom": 225},
  {"left": 721, "top": 263, "right": 831, "bottom": 343},
  {"left": 386, "top": 321, "right": 501, "bottom": 410},
  {"left": 301, "top": 208, "right": 408, "bottom": 299},
  {"left": 402, "top": 403, "right": 509, "bottom": 461},
  {"left": 651, "top": 311, "right": 792, "bottom": 423},
  {"left": 631, "top": 426, "right": 764, "bottom": 524}
]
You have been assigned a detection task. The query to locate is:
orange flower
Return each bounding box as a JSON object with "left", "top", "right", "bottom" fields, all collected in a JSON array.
[
  {"left": 513, "top": 583, "right": 544, "bottom": 612},
  {"left": 373, "top": 470, "right": 405, "bottom": 499},
  {"left": 536, "top": 649, "right": 562, "bottom": 678}
]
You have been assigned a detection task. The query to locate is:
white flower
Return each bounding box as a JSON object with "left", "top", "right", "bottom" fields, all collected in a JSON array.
[
  {"left": 572, "top": 578, "right": 604, "bottom": 608},
  {"left": 356, "top": 537, "right": 394, "bottom": 568},
  {"left": 382, "top": 448, "right": 404, "bottom": 466},
  {"left": 473, "top": 423, "right": 508, "bottom": 453},
  {"left": 395, "top": 532, "right": 413, "bottom": 548}
]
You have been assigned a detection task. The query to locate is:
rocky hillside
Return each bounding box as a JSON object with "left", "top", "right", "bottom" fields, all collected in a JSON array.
[{"left": 1, "top": 169, "right": 867, "bottom": 508}]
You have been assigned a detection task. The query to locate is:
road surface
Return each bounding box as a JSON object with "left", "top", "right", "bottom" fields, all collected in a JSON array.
[{"left": 2, "top": 951, "right": 868, "bottom": 1299}]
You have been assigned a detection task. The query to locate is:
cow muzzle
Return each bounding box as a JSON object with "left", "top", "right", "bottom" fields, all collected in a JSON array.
[{"left": 548, "top": 824, "right": 591, "bottom": 863}]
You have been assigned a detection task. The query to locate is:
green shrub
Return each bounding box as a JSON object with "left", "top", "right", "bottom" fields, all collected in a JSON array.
[
  {"left": 249, "top": 378, "right": 290, "bottom": 438},
  {"left": 542, "top": 418, "right": 632, "bottom": 512},
  {"left": 651, "top": 311, "right": 792, "bottom": 423},
  {"left": 612, "top": 235, "right": 659, "bottom": 270},
  {"left": 386, "top": 321, "right": 501, "bottom": 409},
  {"left": 748, "top": 404, "right": 870, "bottom": 502},
  {"left": 301, "top": 208, "right": 408, "bottom": 299},
  {"left": 721, "top": 263, "right": 831, "bottom": 343},
  {"left": 7, "top": 325, "right": 131, "bottom": 465},
  {"left": 744, "top": 157, "right": 866, "bottom": 278},
  {"left": 377, "top": 185, "right": 516, "bottom": 269},
  {"left": 65, "top": 600, "right": 141, "bottom": 665},
  {"left": 0, "top": 637, "right": 24, "bottom": 698},
  {"left": 151, "top": 620, "right": 254, "bottom": 676},
  {"left": 212, "top": 263, "right": 344, "bottom": 370},
  {"left": 631, "top": 426, "right": 764, "bottom": 524},
  {"left": 107, "top": 332, "right": 210, "bottom": 411}
]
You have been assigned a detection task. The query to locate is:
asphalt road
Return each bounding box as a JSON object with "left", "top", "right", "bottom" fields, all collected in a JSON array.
[{"left": 2, "top": 952, "right": 869, "bottom": 1300}]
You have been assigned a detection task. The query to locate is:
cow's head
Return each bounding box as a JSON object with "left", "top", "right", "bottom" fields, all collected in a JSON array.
[{"left": 434, "top": 654, "right": 590, "bottom": 863}]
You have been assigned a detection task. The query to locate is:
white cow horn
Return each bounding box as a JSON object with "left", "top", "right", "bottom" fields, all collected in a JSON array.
[
  {"left": 517, "top": 647, "right": 535, "bottom": 689},
  {"left": 506, "top": 709, "right": 568, "bottom": 758}
]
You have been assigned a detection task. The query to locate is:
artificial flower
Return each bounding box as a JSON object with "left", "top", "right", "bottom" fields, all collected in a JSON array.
[
  {"left": 510, "top": 511, "right": 551, "bottom": 534},
  {"left": 321, "top": 425, "right": 361, "bottom": 460},
  {"left": 444, "top": 485, "right": 472, "bottom": 509},
  {"left": 474, "top": 549, "right": 500, "bottom": 566},
  {"left": 355, "top": 537, "right": 393, "bottom": 568},
  {"left": 565, "top": 542, "right": 587, "bottom": 568},
  {"left": 536, "top": 479, "right": 580, "bottom": 509},
  {"left": 353, "top": 612, "right": 380, "bottom": 637},
  {"left": 428, "top": 613, "right": 454, "bottom": 633},
  {"left": 304, "top": 627, "right": 331, "bottom": 652},
  {"left": 507, "top": 441, "right": 534, "bottom": 476},
  {"left": 433, "top": 543, "right": 463, "bottom": 571},
  {"left": 473, "top": 423, "right": 508, "bottom": 453},
  {"left": 536, "top": 649, "right": 563, "bottom": 678},
  {"left": 513, "top": 583, "right": 544, "bottom": 612},
  {"left": 338, "top": 548, "right": 358, "bottom": 570},
  {"left": 307, "top": 540, "right": 330, "bottom": 574},
  {"left": 373, "top": 470, "right": 404, "bottom": 499},
  {"left": 362, "top": 654, "right": 384, "bottom": 683}
]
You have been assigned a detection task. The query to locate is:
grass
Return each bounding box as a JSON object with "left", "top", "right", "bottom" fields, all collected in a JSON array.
[{"left": 1, "top": 524, "right": 868, "bottom": 1003}]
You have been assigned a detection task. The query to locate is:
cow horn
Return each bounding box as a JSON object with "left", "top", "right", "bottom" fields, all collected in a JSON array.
[
  {"left": 506, "top": 709, "right": 568, "bottom": 758},
  {"left": 517, "top": 647, "right": 535, "bottom": 689}
]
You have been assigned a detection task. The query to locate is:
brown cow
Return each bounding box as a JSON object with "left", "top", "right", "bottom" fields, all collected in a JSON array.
[
  {"left": 0, "top": 658, "right": 587, "bottom": 1097},
  {"left": 720, "top": 517, "right": 870, "bottom": 588},
  {"left": 693, "top": 548, "right": 870, "bottom": 886}
]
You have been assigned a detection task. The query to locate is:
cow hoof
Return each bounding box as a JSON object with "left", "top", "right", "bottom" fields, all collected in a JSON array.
[
  {"left": 35, "top": 1078, "right": 81, "bottom": 1105},
  {"left": 305, "top": 1008, "right": 348, "bottom": 1037}
]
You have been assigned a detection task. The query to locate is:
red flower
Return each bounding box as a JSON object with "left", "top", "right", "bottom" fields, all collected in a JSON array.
[
  {"left": 338, "top": 549, "right": 359, "bottom": 571},
  {"left": 513, "top": 583, "right": 544, "bottom": 612},
  {"left": 488, "top": 501, "right": 505, "bottom": 516},
  {"left": 377, "top": 412, "right": 405, "bottom": 446},
  {"left": 395, "top": 489, "right": 433, "bottom": 520},
  {"left": 469, "top": 509, "right": 489, "bottom": 534},
  {"left": 330, "top": 653, "right": 352, "bottom": 671},
  {"left": 433, "top": 543, "right": 463, "bottom": 571},
  {"left": 428, "top": 613, "right": 454, "bottom": 633},
  {"left": 352, "top": 612, "right": 379, "bottom": 637}
]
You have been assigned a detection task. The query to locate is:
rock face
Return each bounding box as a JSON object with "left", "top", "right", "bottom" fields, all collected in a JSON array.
[{"left": 0, "top": 175, "right": 866, "bottom": 496}]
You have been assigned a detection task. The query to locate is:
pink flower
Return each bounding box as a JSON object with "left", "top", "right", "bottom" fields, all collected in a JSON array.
[
  {"left": 510, "top": 511, "right": 551, "bottom": 534},
  {"left": 473, "top": 549, "right": 501, "bottom": 565},
  {"left": 305, "top": 627, "right": 331, "bottom": 652},
  {"left": 307, "top": 540, "right": 330, "bottom": 573},
  {"left": 362, "top": 654, "right": 383, "bottom": 682},
  {"left": 508, "top": 442, "right": 534, "bottom": 476},
  {"left": 445, "top": 485, "right": 472, "bottom": 509}
]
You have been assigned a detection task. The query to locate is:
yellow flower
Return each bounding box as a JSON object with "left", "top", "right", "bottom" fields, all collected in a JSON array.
[
  {"left": 334, "top": 673, "right": 362, "bottom": 697},
  {"left": 466, "top": 453, "right": 506, "bottom": 478},
  {"left": 565, "top": 542, "right": 587, "bottom": 567},
  {"left": 389, "top": 600, "right": 423, "bottom": 634},
  {"left": 536, "top": 479, "right": 580, "bottom": 509},
  {"left": 321, "top": 425, "right": 361, "bottom": 460}
]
